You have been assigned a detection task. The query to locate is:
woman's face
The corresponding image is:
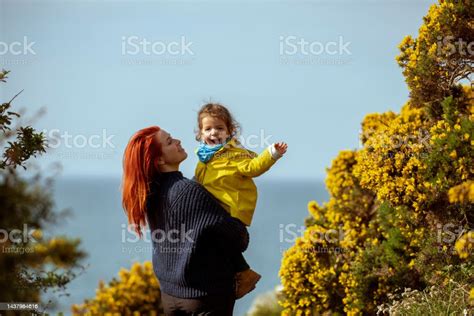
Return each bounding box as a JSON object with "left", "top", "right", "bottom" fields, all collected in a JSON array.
[{"left": 155, "top": 129, "right": 187, "bottom": 171}]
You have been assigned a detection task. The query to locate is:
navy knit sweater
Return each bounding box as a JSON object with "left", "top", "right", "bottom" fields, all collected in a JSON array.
[{"left": 145, "top": 171, "right": 249, "bottom": 298}]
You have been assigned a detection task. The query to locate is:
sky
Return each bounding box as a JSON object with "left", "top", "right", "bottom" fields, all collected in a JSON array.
[{"left": 0, "top": 0, "right": 436, "bottom": 180}]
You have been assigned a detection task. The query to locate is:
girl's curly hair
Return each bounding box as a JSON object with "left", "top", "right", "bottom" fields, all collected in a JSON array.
[{"left": 195, "top": 102, "right": 241, "bottom": 141}]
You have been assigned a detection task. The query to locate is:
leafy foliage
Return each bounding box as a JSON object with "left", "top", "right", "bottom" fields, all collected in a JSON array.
[
  {"left": 279, "top": 1, "right": 473, "bottom": 315},
  {"left": 0, "top": 70, "right": 86, "bottom": 310}
]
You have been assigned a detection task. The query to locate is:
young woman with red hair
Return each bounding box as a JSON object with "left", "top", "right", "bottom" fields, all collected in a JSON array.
[{"left": 122, "top": 126, "right": 249, "bottom": 315}]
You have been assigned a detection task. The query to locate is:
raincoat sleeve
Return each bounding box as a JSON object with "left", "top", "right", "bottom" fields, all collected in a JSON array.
[{"left": 235, "top": 146, "right": 278, "bottom": 178}]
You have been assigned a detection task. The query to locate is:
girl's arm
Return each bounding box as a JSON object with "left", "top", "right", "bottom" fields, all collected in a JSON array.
[{"left": 236, "top": 142, "right": 288, "bottom": 177}]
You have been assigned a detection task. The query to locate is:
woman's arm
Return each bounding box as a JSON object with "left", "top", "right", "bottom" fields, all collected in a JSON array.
[{"left": 172, "top": 181, "right": 249, "bottom": 253}]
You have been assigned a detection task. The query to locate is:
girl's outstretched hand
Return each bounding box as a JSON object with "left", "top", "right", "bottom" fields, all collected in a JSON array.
[{"left": 274, "top": 142, "right": 288, "bottom": 156}]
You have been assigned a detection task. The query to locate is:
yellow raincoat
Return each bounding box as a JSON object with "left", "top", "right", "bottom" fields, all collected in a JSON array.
[{"left": 194, "top": 139, "right": 278, "bottom": 226}]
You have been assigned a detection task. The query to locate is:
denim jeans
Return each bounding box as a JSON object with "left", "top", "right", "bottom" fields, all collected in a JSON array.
[{"left": 161, "top": 291, "right": 236, "bottom": 316}]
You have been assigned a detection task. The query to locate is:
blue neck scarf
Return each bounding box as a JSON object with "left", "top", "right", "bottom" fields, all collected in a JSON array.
[{"left": 196, "top": 138, "right": 231, "bottom": 163}]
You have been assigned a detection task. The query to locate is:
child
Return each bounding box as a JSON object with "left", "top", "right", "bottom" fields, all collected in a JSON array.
[{"left": 194, "top": 103, "right": 288, "bottom": 299}]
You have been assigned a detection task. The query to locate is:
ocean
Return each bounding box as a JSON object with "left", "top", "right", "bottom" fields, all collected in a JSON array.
[{"left": 43, "top": 176, "right": 328, "bottom": 316}]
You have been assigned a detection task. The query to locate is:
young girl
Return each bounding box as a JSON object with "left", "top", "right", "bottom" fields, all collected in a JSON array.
[{"left": 194, "top": 103, "right": 288, "bottom": 299}]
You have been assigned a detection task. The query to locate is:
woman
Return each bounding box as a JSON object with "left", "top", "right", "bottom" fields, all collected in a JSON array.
[{"left": 122, "top": 126, "right": 250, "bottom": 315}]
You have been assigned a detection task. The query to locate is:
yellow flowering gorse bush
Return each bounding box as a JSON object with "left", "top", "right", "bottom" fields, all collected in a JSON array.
[
  {"left": 279, "top": 1, "right": 473, "bottom": 314},
  {"left": 72, "top": 261, "right": 163, "bottom": 315}
]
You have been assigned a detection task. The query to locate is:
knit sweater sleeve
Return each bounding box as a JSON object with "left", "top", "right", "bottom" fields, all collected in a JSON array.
[{"left": 172, "top": 181, "right": 249, "bottom": 253}]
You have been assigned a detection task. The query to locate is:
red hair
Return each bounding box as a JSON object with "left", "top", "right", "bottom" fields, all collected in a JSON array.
[{"left": 121, "top": 126, "right": 161, "bottom": 239}]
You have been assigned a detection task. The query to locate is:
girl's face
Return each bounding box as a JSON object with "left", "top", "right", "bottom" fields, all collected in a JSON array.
[{"left": 200, "top": 115, "right": 230, "bottom": 145}]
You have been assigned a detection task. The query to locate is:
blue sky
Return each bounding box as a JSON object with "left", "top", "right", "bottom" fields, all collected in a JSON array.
[{"left": 0, "top": 0, "right": 436, "bottom": 180}]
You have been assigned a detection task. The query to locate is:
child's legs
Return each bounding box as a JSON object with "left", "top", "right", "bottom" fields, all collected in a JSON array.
[{"left": 230, "top": 217, "right": 250, "bottom": 272}]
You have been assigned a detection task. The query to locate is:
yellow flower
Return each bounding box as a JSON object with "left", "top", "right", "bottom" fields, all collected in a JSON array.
[
  {"left": 448, "top": 181, "right": 474, "bottom": 204},
  {"left": 454, "top": 231, "right": 473, "bottom": 259},
  {"left": 72, "top": 261, "right": 161, "bottom": 315}
]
